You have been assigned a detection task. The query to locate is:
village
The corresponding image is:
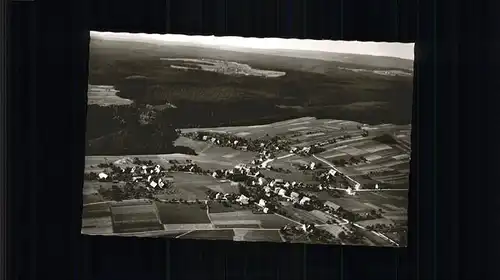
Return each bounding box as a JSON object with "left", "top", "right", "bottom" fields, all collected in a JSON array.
[{"left": 82, "top": 117, "right": 409, "bottom": 246}]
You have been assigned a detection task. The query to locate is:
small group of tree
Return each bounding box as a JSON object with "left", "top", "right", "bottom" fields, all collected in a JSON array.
[
  {"left": 269, "top": 166, "right": 292, "bottom": 174},
  {"left": 97, "top": 162, "right": 114, "bottom": 168},
  {"left": 338, "top": 230, "right": 363, "bottom": 244}
]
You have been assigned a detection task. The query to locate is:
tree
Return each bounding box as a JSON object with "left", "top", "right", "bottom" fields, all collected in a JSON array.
[{"left": 338, "top": 231, "right": 348, "bottom": 240}]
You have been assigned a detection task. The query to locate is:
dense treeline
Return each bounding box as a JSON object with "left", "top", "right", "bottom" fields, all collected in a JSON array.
[{"left": 85, "top": 104, "right": 196, "bottom": 156}]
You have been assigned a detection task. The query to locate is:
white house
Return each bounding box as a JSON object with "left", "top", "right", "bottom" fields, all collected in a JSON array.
[
  {"left": 257, "top": 177, "right": 267, "bottom": 186},
  {"left": 263, "top": 207, "right": 269, "bottom": 214},
  {"left": 236, "top": 194, "right": 249, "bottom": 205},
  {"left": 258, "top": 199, "right": 266, "bottom": 207},
  {"left": 299, "top": 196, "right": 311, "bottom": 205},
  {"left": 301, "top": 224, "right": 314, "bottom": 232},
  {"left": 284, "top": 182, "right": 291, "bottom": 188},
  {"left": 158, "top": 181, "right": 165, "bottom": 188},
  {"left": 202, "top": 135, "right": 208, "bottom": 141},
  {"left": 328, "top": 169, "right": 337, "bottom": 176},
  {"left": 290, "top": 192, "right": 300, "bottom": 200},
  {"left": 346, "top": 187, "right": 355, "bottom": 196},
  {"left": 264, "top": 186, "right": 271, "bottom": 193},
  {"left": 278, "top": 189, "right": 287, "bottom": 197},
  {"left": 150, "top": 181, "right": 158, "bottom": 188},
  {"left": 132, "top": 176, "right": 142, "bottom": 181},
  {"left": 310, "top": 162, "right": 316, "bottom": 170},
  {"left": 98, "top": 172, "right": 108, "bottom": 180}
]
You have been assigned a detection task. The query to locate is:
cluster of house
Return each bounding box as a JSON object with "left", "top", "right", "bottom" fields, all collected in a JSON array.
[
  {"left": 98, "top": 163, "right": 174, "bottom": 192},
  {"left": 250, "top": 150, "right": 276, "bottom": 168},
  {"left": 169, "top": 162, "right": 204, "bottom": 173},
  {"left": 281, "top": 223, "right": 316, "bottom": 235},
  {"left": 183, "top": 131, "right": 292, "bottom": 154},
  {"left": 238, "top": 174, "right": 312, "bottom": 203},
  {"left": 315, "top": 168, "right": 365, "bottom": 196}
]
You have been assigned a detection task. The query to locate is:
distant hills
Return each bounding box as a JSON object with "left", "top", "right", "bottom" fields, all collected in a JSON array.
[{"left": 85, "top": 36, "right": 414, "bottom": 156}]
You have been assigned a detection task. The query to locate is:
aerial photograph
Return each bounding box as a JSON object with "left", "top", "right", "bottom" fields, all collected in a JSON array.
[{"left": 82, "top": 31, "right": 414, "bottom": 247}]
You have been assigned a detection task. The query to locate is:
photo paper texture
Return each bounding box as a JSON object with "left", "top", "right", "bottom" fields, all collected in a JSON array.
[{"left": 83, "top": 31, "right": 413, "bottom": 247}]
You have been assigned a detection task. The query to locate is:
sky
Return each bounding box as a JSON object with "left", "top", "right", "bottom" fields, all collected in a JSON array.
[{"left": 91, "top": 31, "right": 415, "bottom": 60}]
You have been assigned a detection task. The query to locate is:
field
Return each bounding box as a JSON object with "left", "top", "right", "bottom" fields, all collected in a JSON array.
[
  {"left": 88, "top": 85, "right": 133, "bottom": 106},
  {"left": 156, "top": 172, "right": 239, "bottom": 201},
  {"left": 178, "top": 230, "right": 235, "bottom": 240},
  {"left": 172, "top": 136, "right": 258, "bottom": 170},
  {"left": 83, "top": 193, "right": 105, "bottom": 205},
  {"left": 81, "top": 216, "right": 114, "bottom": 235},
  {"left": 209, "top": 210, "right": 296, "bottom": 229},
  {"left": 155, "top": 202, "right": 211, "bottom": 224},
  {"left": 316, "top": 224, "right": 345, "bottom": 237},
  {"left": 81, "top": 203, "right": 116, "bottom": 235},
  {"left": 233, "top": 229, "right": 284, "bottom": 242},
  {"left": 354, "top": 191, "right": 408, "bottom": 210},
  {"left": 110, "top": 201, "right": 163, "bottom": 233},
  {"left": 280, "top": 205, "right": 325, "bottom": 224},
  {"left": 82, "top": 203, "right": 111, "bottom": 219}
]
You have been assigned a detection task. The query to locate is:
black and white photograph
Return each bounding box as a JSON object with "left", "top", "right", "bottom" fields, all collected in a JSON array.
[{"left": 82, "top": 31, "right": 413, "bottom": 247}]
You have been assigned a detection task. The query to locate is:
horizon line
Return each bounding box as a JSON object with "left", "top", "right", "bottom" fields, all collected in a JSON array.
[{"left": 90, "top": 31, "right": 415, "bottom": 61}]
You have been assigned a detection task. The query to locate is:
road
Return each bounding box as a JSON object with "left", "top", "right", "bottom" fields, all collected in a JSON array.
[{"left": 312, "top": 154, "right": 362, "bottom": 188}]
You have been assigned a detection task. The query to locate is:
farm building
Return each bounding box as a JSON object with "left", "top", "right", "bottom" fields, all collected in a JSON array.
[
  {"left": 278, "top": 189, "right": 287, "bottom": 197},
  {"left": 324, "top": 201, "right": 341, "bottom": 211},
  {"left": 236, "top": 195, "right": 250, "bottom": 205},
  {"left": 258, "top": 199, "right": 267, "bottom": 207},
  {"left": 299, "top": 197, "right": 311, "bottom": 205}
]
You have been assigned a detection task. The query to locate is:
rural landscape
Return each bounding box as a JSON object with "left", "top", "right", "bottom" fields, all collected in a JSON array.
[{"left": 82, "top": 32, "right": 414, "bottom": 247}]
